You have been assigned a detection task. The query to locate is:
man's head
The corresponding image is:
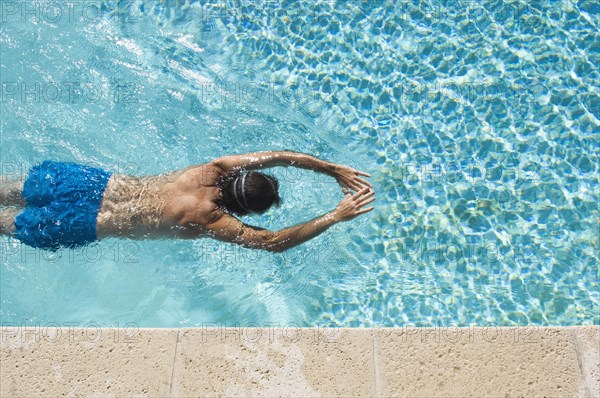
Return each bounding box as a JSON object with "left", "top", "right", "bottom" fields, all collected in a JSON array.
[{"left": 217, "top": 171, "right": 282, "bottom": 216}]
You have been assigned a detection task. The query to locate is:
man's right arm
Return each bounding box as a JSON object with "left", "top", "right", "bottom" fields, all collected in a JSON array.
[
  {"left": 204, "top": 211, "right": 339, "bottom": 253},
  {"left": 203, "top": 187, "right": 375, "bottom": 253}
]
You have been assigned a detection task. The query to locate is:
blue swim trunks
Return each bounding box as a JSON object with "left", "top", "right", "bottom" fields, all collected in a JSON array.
[{"left": 14, "top": 161, "right": 112, "bottom": 251}]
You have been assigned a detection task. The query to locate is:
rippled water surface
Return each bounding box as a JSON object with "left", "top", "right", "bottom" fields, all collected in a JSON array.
[{"left": 1, "top": 1, "right": 598, "bottom": 327}]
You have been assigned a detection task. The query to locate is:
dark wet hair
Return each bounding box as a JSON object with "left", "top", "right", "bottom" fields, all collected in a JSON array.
[{"left": 216, "top": 170, "right": 282, "bottom": 216}]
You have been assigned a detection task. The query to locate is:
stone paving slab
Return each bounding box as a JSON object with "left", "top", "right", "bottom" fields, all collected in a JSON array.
[
  {"left": 0, "top": 327, "right": 178, "bottom": 397},
  {"left": 170, "top": 327, "right": 375, "bottom": 397},
  {"left": 572, "top": 326, "right": 600, "bottom": 398},
  {"left": 0, "top": 326, "right": 597, "bottom": 397},
  {"left": 375, "top": 326, "right": 588, "bottom": 397}
]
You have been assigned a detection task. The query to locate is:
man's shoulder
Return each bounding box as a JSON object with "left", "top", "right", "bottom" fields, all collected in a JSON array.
[
  {"left": 188, "top": 161, "right": 227, "bottom": 176},
  {"left": 175, "top": 162, "right": 224, "bottom": 185}
]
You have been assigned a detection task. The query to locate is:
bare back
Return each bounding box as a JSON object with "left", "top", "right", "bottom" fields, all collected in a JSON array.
[{"left": 96, "top": 163, "right": 226, "bottom": 240}]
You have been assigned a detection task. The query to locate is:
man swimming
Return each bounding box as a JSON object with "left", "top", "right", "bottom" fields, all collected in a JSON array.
[{"left": 0, "top": 150, "right": 375, "bottom": 252}]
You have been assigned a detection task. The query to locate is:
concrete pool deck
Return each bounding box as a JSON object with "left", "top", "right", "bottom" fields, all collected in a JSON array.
[{"left": 0, "top": 326, "right": 598, "bottom": 397}]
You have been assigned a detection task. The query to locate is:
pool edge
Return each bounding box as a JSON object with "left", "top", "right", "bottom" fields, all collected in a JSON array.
[{"left": 0, "top": 326, "right": 598, "bottom": 397}]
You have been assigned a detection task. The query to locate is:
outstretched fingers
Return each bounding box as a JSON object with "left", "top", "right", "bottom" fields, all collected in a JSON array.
[
  {"left": 354, "top": 187, "right": 375, "bottom": 215},
  {"left": 346, "top": 181, "right": 361, "bottom": 191},
  {"left": 354, "top": 176, "right": 373, "bottom": 188},
  {"left": 354, "top": 187, "right": 374, "bottom": 199},
  {"left": 352, "top": 187, "right": 371, "bottom": 197},
  {"left": 356, "top": 206, "right": 374, "bottom": 214},
  {"left": 335, "top": 186, "right": 375, "bottom": 221},
  {"left": 351, "top": 167, "right": 371, "bottom": 177},
  {"left": 357, "top": 195, "right": 375, "bottom": 208},
  {"left": 353, "top": 187, "right": 375, "bottom": 208}
]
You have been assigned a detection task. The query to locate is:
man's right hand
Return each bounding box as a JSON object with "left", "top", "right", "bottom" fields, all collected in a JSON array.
[{"left": 333, "top": 187, "right": 375, "bottom": 222}]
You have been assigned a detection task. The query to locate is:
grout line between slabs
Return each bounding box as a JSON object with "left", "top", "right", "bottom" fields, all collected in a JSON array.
[{"left": 168, "top": 329, "right": 181, "bottom": 397}]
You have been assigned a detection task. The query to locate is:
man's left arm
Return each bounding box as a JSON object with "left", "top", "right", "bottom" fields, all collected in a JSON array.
[
  {"left": 211, "top": 150, "right": 337, "bottom": 176},
  {"left": 211, "top": 150, "right": 373, "bottom": 192}
]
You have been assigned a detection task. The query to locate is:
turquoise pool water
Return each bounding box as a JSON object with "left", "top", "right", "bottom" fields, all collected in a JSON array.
[{"left": 0, "top": 1, "right": 598, "bottom": 327}]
